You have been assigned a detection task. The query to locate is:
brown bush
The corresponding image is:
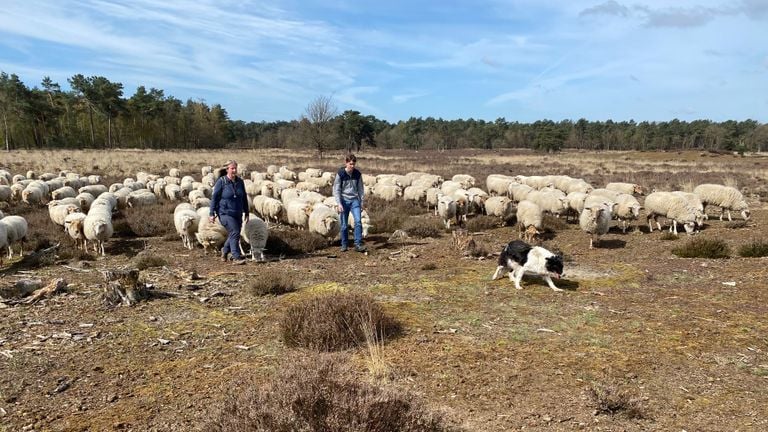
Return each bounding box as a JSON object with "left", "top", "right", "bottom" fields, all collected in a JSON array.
[
  {"left": 542, "top": 214, "right": 569, "bottom": 231},
  {"left": 465, "top": 215, "right": 501, "bottom": 232},
  {"left": 133, "top": 251, "right": 168, "bottom": 270},
  {"left": 266, "top": 229, "right": 328, "bottom": 255},
  {"left": 403, "top": 217, "right": 442, "bottom": 238},
  {"left": 204, "top": 353, "right": 456, "bottom": 432},
  {"left": 589, "top": 381, "right": 646, "bottom": 419},
  {"left": 281, "top": 291, "right": 401, "bottom": 352},
  {"left": 121, "top": 202, "right": 176, "bottom": 237},
  {"left": 249, "top": 267, "right": 297, "bottom": 296},
  {"left": 367, "top": 196, "right": 422, "bottom": 235}
]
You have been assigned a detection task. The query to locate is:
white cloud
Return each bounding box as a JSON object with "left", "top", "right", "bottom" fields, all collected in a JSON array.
[{"left": 392, "top": 92, "right": 428, "bottom": 104}]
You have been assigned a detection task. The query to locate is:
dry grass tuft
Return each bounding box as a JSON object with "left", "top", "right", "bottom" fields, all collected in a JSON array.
[
  {"left": 266, "top": 229, "right": 328, "bottom": 255},
  {"left": 542, "top": 214, "right": 569, "bottom": 231},
  {"left": 403, "top": 217, "right": 443, "bottom": 238},
  {"left": 367, "top": 196, "right": 422, "bottom": 235},
  {"left": 133, "top": 251, "right": 168, "bottom": 270},
  {"left": 589, "top": 381, "right": 646, "bottom": 419},
  {"left": 724, "top": 220, "right": 747, "bottom": 229},
  {"left": 465, "top": 215, "right": 501, "bottom": 232},
  {"left": 672, "top": 237, "right": 730, "bottom": 258},
  {"left": 122, "top": 202, "right": 177, "bottom": 237},
  {"left": 738, "top": 240, "right": 768, "bottom": 258},
  {"left": 280, "top": 291, "right": 401, "bottom": 352},
  {"left": 249, "top": 267, "right": 297, "bottom": 296},
  {"left": 203, "top": 353, "right": 456, "bottom": 432},
  {"left": 421, "top": 263, "right": 438, "bottom": 271},
  {"left": 658, "top": 232, "right": 679, "bottom": 241}
]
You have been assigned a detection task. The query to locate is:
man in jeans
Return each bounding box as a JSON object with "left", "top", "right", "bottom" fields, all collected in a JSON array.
[{"left": 333, "top": 154, "right": 367, "bottom": 253}]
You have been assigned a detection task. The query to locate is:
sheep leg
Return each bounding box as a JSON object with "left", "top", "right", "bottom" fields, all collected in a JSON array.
[
  {"left": 727, "top": 210, "right": 733, "bottom": 222},
  {"left": 672, "top": 220, "right": 678, "bottom": 235},
  {"left": 491, "top": 265, "right": 505, "bottom": 280},
  {"left": 647, "top": 215, "right": 654, "bottom": 232},
  {"left": 543, "top": 275, "right": 563, "bottom": 292}
]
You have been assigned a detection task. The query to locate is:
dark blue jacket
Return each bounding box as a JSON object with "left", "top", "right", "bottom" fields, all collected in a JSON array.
[{"left": 210, "top": 175, "right": 248, "bottom": 218}]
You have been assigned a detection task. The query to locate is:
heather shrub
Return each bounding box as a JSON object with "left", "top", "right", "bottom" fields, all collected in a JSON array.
[
  {"left": 739, "top": 240, "right": 768, "bottom": 258},
  {"left": 266, "top": 229, "right": 328, "bottom": 255},
  {"left": 249, "top": 267, "right": 297, "bottom": 296},
  {"left": 122, "top": 201, "right": 176, "bottom": 237},
  {"left": 464, "top": 215, "right": 500, "bottom": 232},
  {"left": 403, "top": 217, "right": 442, "bottom": 238},
  {"left": 589, "top": 380, "right": 646, "bottom": 419},
  {"left": 672, "top": 238, "right": 730, "bottom": 258}
]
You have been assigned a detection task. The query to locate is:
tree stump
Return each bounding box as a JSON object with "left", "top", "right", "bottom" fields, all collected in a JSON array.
[
  {"left": 102, "top": 269, "right": 150, "bottom": 307},
  {"left": 451, "top": 229, "right": 477, "bottom": 256}
]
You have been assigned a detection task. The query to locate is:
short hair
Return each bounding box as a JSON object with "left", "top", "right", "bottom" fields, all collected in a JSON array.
[{"left": 345, "top": 154, "right": 357, "bottom": 163}]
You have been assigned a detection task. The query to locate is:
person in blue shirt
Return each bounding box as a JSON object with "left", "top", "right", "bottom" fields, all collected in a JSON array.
[
  {"left": 209, "top": 160, "right": 249, "bottom": 264},
  {"left": 333, "top": 154, "right": 366, "bottom": 253}
]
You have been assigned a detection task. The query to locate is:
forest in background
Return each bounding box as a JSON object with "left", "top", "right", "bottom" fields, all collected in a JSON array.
[{"left": 2, "top": 72, "right": 767, "bottom": 154}]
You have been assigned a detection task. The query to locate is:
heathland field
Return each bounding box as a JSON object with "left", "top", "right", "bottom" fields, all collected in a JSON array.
[{"left": 1, "top": 148, "right": 767, "bottom": 431}]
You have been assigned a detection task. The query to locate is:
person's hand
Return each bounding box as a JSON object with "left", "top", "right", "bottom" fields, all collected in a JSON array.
[
  {"left": 337, "top": 204, "right": 343, "bottom": 213},
  {"left": 209, "top": 215, "right": 215, "bottom": 223},
  {"left": 244, "top": 214, "right": 249, "bottom": 223}
]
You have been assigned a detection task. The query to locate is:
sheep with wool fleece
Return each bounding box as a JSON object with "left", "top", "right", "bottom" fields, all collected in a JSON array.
[
  {"left": 174, "top": 206, "right": 200, "bottom": 250},
  {"left": 467, "top": 187, "right": 489, "bottom": 214},
  {"left": 644, "top": 191, "right": 699, "bottom": 235},
  {"left": 295, "top": 181, "right": 320, "bottom": 192},
  {"left": 306, "top": 176, "right": 333, "bottom": 188},
  {"left": 437, "top": 195, "right": 458, "bottom": 229},
  {"left": 169, "top": 168, "right": 181, "bottom": 178},
  {"left": 87, "top": 175, "right": 101, "bottom": 185},
  {"left": 49, "top": 203, "right": 81, "bottom": 228},
  {"left": 83, "top": 207, "right": 113, "bottom": 256},
  {"left": 693, "top": 183, "right": 750, "bottom": 221},
  {"left": 486, "top": 174, "right": 515, "bottom": 196},
  {"left": 64, "top": 212, "right": 87, "bottom": 251},
  {"left": 79, "top": 184, "right": 108, "bottom": 197},
  {"left": 278, "top": 166, "right": 297, "bottom": 181},
  {"left": 44, "top": 178, "right": 65, "bottom": 192},
  {"left": 426, "top": 187, "right": 442, "bottom": 215},
  {"left": 22, "top": 183, "right": 47, "bottom": 205},
  {"left": 299, "top": 190, "right": 326, "bottom": 205},
  {"left": 525, "top": 189, "right": 569, "bottom": 217},
  {"left": 163, "top": 175, "right": 181, "bottom": 186},
  {"left": 606, "top": 182, "right": 645, "bottom": 196},
  {"left": 671, "top": 191, "right": 707, "bottom": 222},
  {"left": 588, "top": 188, "right": 621, "bottom": 202},
  {"left": 201, "top": 165, "right": 213, "bottom": 177},
  {"left": 10, "top": 183, "right": 25, "bottom": 201},
  {"left": 372, "top": 184, "right": 403, "bottom": 201},
  {"left": 252, "top": 195, "right": 284, "bottom": 223},
  {"left": 308, "top": 204, "right": 340, "bottom": 238},
  {"left": 284, "top": 199, "right": 313, "bottom": 229},
  {"left": 0, "top": 185, "right": 11, "bottom": 202},
  {"left": 12, "top": 174, "right": 26, "bottom": 184},
  {"left": 0, "top": 169, "right": 11, "bottom": 184},
  {"left": 188, "top": 189, "right": 206, "bottom": 203},
  {"left": 0, "top": 222, "right": 6, "bottom": 264},
  {"left": 127, "top": 190, "right": 157, "bottom": 208},
  {"left": 613, "top": 193, "right": 643, "bottom": 233},
  {"left": 516, "top": 200, "right": 544, "bottom": 243},
  {"left": 362, "top": 174, "right": 378, "bottom": 187},
  {"left": 507, "top": 183, "right": 534, "bottom": 203},
  {"left": 164, "top": 183, "right": 182, "bottom": 201},
  {"left": 75, "top": 192, "right": 95, "bottom": 213},
  {"left": 0, "top": 215, "right": 28, "bottom": 259},
  {"left": 239, "top": 213, "right": 269, "bottom": 261},
  {"left": 192, "top": 197, "right": 210, "bottom": 209},
  {"left": 279, "top": 188, "right": 301, "bottom": 204},
  {"left": 403, "top": 185, "right": 427, "bottom": 205},
  {"left": 579, "top": 203, "right": 613, "bottom": 249},
  {"left": 250, "top": 171, "right": 266, "bottom": 182},
  {"left": 440, "top": 180, "right": 462, "bottom": 196},
  {"left": 484, "top": 196, "right": 515, "bottom": 224},
  {"left": 562, "top": 178, "right": 593, "bottom": 194},
  {"left": 564, "top": 191, "right": 588, "bottom": 222},
  {"left": 451, "top": 174, "right": 476, "bottom": 189},
  {"left": 195, "top": 207, "right": 228, "bottom": 253}
]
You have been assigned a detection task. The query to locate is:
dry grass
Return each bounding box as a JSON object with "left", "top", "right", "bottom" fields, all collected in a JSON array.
[
  {"left": 402, "top": 217, "right": 443, "bottom": 238},
  {"left": 280, "top": 291, "right": 402, "bottom": 352},
  {"left": 248, "top": 267, "right": 297, "bottom": 296},
  {"left": 133, "top": 251, "right": 168, "bottom": 270},
  {"left": 589, "top": 380, "right": 647, "bottom": 419},
  {"left": 672, "top": 237, "right": 730, "bottom": 258},
  {"left": 203, "top": 353, "right": 456, "bottom": 432},
  {"left": 464, "top": 215, "right": 502, "bottom": 232},
  {"left": 738, "top": 240, "right": 768, "bottom": 257},
  {"left": 266, "top": 228, "right": 329, "bottom": 255}
]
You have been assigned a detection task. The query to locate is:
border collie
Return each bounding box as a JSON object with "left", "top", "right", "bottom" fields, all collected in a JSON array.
[{"left": 491, "top": 240, "right": 564, "bottom": 291}]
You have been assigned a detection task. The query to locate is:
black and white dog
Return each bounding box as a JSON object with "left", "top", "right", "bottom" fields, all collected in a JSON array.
[{"left": 491, "top": 240, "right": 564, "bottom": 291}]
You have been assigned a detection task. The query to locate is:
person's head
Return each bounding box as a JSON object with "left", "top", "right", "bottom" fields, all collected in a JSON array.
[
  {"left": 344, "top": 154, "right": 357, "bottom": 172},
  {"left": 224, "top": 160, "right": 238, "bottom": 178}
]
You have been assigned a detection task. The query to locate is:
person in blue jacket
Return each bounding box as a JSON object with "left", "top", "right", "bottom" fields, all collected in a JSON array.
[
  {"left": 333, "top": 154, "right": 367, "bottom": 253},
  {"left": 209, "top": 160, "right": 249, "bottom": 264}
]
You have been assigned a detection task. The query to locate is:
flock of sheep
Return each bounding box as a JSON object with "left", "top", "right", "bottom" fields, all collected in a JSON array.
[{"left": 0, "top": 164, "right": 753, "bottom": 263}]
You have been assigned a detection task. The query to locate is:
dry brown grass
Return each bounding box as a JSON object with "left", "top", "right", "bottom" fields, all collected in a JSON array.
[
  {"left": 266, "top": 228, "right": 329, "bottom": 255},
  {"left": 248, "top": 267, "right": 297, "bottom": 296},
  {"left": 589, "top": 380, "right": 647, "bottom": 419}
]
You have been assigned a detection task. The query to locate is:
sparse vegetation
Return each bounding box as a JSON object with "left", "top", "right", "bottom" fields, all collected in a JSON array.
[
  {"left": 266, "top": 229, "right": 328, "bottom": 255},
  {"left": 464, "top": 215, "right": 500, "bottom": 231},
  {"left": 659, "top": 232, "right": 679, "bottom": 241},
  {"left": 249, "top": 268, "right": 297, "bottom": 296},
  {"left": 280, "top": 291, "right": 401, "bottom": 352},
  {"left": 738, "top": 240, "right": 768, "bottom": 257},
  {"left": 133, "top": 251, "right": 168, "bottom": 270},
  {"left": 204, "top": 354, "right": 455, "bottom": 432},
  {"left": 421, "top": 262, "right": 437, "bottom": 270},
  {"left": 542, "top": 214, "right": 569, "bottom": 231},
  {"left": 672, "top": 237, "right": 730, "bottom": 258},
  {"left": 403, "top": 217, "right": 442, "bottom": 238},
  {"left": 724, "top": 220, "right": 747, "bottom": 229},
  {"left": 123, "top": 202, "right": 176, "bottom": 237},
  {"left": 589, "top": 381, "right": 646, "bottom": 419}
]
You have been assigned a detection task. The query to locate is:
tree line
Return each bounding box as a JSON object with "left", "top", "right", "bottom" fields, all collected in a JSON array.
[{"left": 2, "top": 71, "right": 766, "bottom": 153}]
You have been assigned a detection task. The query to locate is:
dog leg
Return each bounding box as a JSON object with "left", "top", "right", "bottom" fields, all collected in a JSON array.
[
  {"left": 513, "top": 268, "right": 524, "bottom": 289},
  {"left": 491, "top": 265, "right": 505, "bottom": 280},
  {"left": 544, "top": 275, "right": 563, "bottom": 292}
]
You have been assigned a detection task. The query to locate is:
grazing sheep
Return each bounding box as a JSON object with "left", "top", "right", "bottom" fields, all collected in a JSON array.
[
  {"left": 525, "top": 189, "right": 568, "bottom": 217},
  {"left": 75, "top": 192, "right": 95, "bottom": 213},
  {"left": 239, "top": 214, "right": 268, "bottom": 261},
  {"left": 201, "top": 165, "right": 213, "bottom": 177},
  {"left": 252, "top": 195, "right": 283, "bottom": 223},
  {"left": 372, "top": 184, "right": 403, "bottom": 201},
  {"left": 437, "top": 195, "right": 458, "bottom": 229},
  {"left": 606, "top": 182, "right": 645, "bottom": 196},
  {"left": 0, "top": 185, "right": 13, "bottom": 202},
  {"left": 87, "top": 175, "right": 102, "bottom": 185},
  {"left": 451, "top": 174, "right": 476, "bottom": 189},
  {"left": 426, "top": 187, "right": 442, "bottom": 215},
  {"left": 285, "top": 199, "right": 313, "bottom": 229},
  {"left": 403, "top": 185, "right": 427, "bottom": 205},
  {"left": 295, "top": 181, "right": 320, "bottom": 193},
  {"left": 51, "top": 186, "right": 77, "bottom": 200},
  {"left": 84, "top": 208, "right": 113, "bottom": 256},
  {"left": 49, "top": 203, "right": 81, "bottom": 228},
  {"left": 484, "top": 196, "right": 515, "bottom": 225},
  {"left": 613, "top": 193, "right": 643, "bottom": 233},
  {"left": 64, "top": 212, "right": 87, "bottom": 251},
  {"left": 579, "top": 203, "right": 613, "bottom": 249},
  {"left": 169, "top": 168, "right": 180, "bottom": 178},
  {"left": 22, "top": 183, "right": 47, "bottom": 205},
  {"left": 174, "top": 206, "right": 201, "bottom": 250},
  {"left": 588, "top": 188, "right": 621, "bottom": 202},
  {"left": 671, "top": 191, "right": 707, "bottom": 225},
  {"left": 299, "top": 191, "right": 326, "bottom": 205},
  {"left": 516, "top": 200, "right": 543, "bottom": 243},
  {"left": 308, "top": 204, "right": 340, "bottom": 238},
  {"left": 79, "top": 184, "right": 108, "bottom": 197},
  {"left": 693, "top": 184, "right": 750, "bottom": 221},
  {"left": 0, "top": 215, "right": 28, "bottom": 259},
  {"left": 195, "top": 207, "right": 227, "bottom": 253},
  {"left": 164, "top": 183, "right": 182, "bottom": 201},
  {"left": 564, "top": 191, "right": 588, "bottom": 223},
  {"left": 644, "top": 191, "right": 699, "bottom": 235},
  {"left": 467, "top": 187, "right": 489, "bottom": 215},
  {"left": 507, "top": 183, "right": 534, "bottom": 203},
  {"left": 127, "top": 190, "right": 157, "bottom": 208},
  {"left": 439, "top": 180, "right": 462, "bottom": 196}
]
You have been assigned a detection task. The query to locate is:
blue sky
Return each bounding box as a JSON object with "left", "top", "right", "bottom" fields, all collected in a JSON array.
[{"left": 1, "top": 0, "right": 766, "bottom": 123}]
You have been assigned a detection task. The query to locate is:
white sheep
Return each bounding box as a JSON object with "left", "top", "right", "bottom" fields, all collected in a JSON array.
[
  {"left": 195, "top": 207, "right": 227, "bottom": 253},
  {"left": 84, "top": 207, "right": 113, "bottom": 256},
  {"left": 79, "top": 184, "right": 108, "bottom": 197},
  {"left": 51, "top": 186, "right": 77, "bottom": 200},
  {"left": 613, "top": 193, "right": 643, "bottom": 233},
  {"left": 308, "top": 204, "right": 340, "bottom": 238},
  {"left": 507, "top": 183, "right": 534, "bottom": 203},
  {"left": 252, "top": 195, "right": 283, "bottom": 223},
  {"left": 295, "top": 181, "right": 320, "bottom": 193},
  {"left": 485, "top": 175, "right": 515, "bottom": 196},
  {"left": 174, "top": 207, "right": 200, "bottom": 250},
  {"left": 451, "top": 174, "right": 476, "bottom": 189},
  {"left": 467, "top": 187, "right": 489, "bottom": 215},
  {"left": 0, "top": 220, "right": 7, "bottom": 264},
  {"left": 403, "top": 185, "right": 427, "bottom": 205},
  {"left": 239, "top": 214, "right": 269, "bottom": 261},
  {"left": 201, "top": 165, "right": 213, "bottom": 177},
  {"left": 127, "top": 190, "right": 157, "bottom": 208},
  {"left": 0, "top": 185, "right": 11, "bottom": 202},
  {"left": 169, "top": 168, "right": 180, "bottom": 178},
  {"left": 285, "top": 199, "right": 313, "bottom": 229},
  {"left": 579, "top": 203, "right": 613, "bottom": 249},
  {"left": 22, "top": 183, "right": 47, "bottom": 205},
  {"left": 516, "top": 200, "right": 543, "bottom": 243},
  {"left": 164, "top": 183, "right": 182, "bottom": 201},
  {"left": 439, "top": 180, "right": 462, "bottom": 196},
  {"left": 606, "top": 182, "right": 645, "bottom": 196},
  {"left": 372, "top": 184, "right": 403, "bottom": 201},
  {"left": 64, "top": 212, "right": 87, "bottom": 251},
  {"left": 484, "top": 196, "right": 515, "bottom": 224},
  {"left": 693, "top": 184, "right": 750, "bottom": 221},
  {"left": 299, "top": 191, "right": 326, "bottom": 205},
  {"left": 347, "top": 209, "right": 372, "bottom": 239},
  {"left": 437, "top": 195, "right": 458, "bottom": 229},
  {"left": 49, "top": 203, "right": 81, "bottom": 228},
  {"left": 644, "top": 192, "right": 699, "bottom": 235},
  {"left": 76, "top": 192, "right": 95, "bottom": 213},
  {"left": 426, "top": 187, "right": 442, "bottom": 215},
  {"left": 525, "top": 189, "right": 568, "bottom": 217},
  {"left": 564, "top": 191, "right": 588, "bottom": 223},
  {"left": 671, "top": 191, "right": 707, "bottom": 224},
  {"left": 0, "top": 215, "right": 28, "bottom": 259}
]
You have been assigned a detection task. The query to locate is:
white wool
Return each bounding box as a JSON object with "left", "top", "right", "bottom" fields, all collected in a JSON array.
[
  {"left": 525, "top": 189, "right": 568, "bottom": 216},
  {"left": 372, "top": 184, "right": 402, "bottom": 201},
  {"left": 579, "top": 203, "right": 613, "bottom": 248},
  {"left": 606, "top": 182, "right": 645, "bottom": 196},
  {"left": 49, "top": 203, "right": 81, "bottom": 227},
  {"left": 507, "top": 183, "right": 534, "bottom": 203},
  {"left": 451, "top": 174, "right": 476, "bottom": 189},
  {"left": 195, "top": 207, "right": 227, "bottom": 253},
  {"left": 175, "top": 208, "right": 201, "bottom": 250},
  {"left": 516, "top": 200, "right": 543, "bottom": 242},
  {"left": 644, "top": 191, "right": 698, "bottom": 235},
  {"left": 308, "top": 205, "right": 340, "bottom": 238},
  {"left": 0, "top": 215, "right": 28, "bottom": 259},
  {"left": 83, "top": 209, "right": 113, "bottom": 256},
  {"left": 693, "top": 183, "right": 750, "bottom": 221},
  {"left": 485, "top": 196, "right": 515, "bottom": 221},
  {"left": 486, "top": 174, "right": 515, "bottom": 196},
  {"left": 437, "top": 195, "right": 458, "bottom": 229}
]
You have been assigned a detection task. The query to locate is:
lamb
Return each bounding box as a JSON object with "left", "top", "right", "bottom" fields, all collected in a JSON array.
[
  {"left": 579, "top": 203, "right": 613, "bottom": 249},
  {"left": 437, "top": 195, "right": 458, "bottom": 229},
  {"left": 347, "top": 209, "right": 372, "bottom": 239},
  {"left": 484, "top": 196, "right": 515, "bottom": 225},
  {"left": 174, "top": 206, "right": 200, "bottom": 250},
  {"left": 644, "top": 191, "right": 699, "bottom": 235},
  {"left": 606, "top": 182, "right": 645, "bottom": 196},
  {"left": 195, "top": 207, "right": 227, "bottom": 253},
  {"left": 84, "top": 207, "right": 113, "bottom": 256},
  {"left": 693, "top": 184, "right": 750, "bottom": 221},
  {"left": 516, "top": 200, "right": 543, "bottom": 243},
  {"left": 0, "top": 215, "right": 28, "bottom": 259},
  {"left": 64, "top": 212, "right": 87, "bottom": 251},
  {"left": 239, "top": 214, "right": 269, "bottom": 261},
  {"left": 308, "top": 204, "right": 340, "bottom": 238},
  {"left": 613, "top": 193, "right": 643, "bottom": 233}
]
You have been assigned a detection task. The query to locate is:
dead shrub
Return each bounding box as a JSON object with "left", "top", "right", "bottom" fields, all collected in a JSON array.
[
  {"left": 249, "top": 267, "right": 297, "bottom": 296},
  {"left": 133, "top": 251, "right": 168, "bottom": 270},
  {"left": 403, "top": 217, "right": 442, "bottom": 238},
  {"left": 368, "top": 196, "right": 422, "bottom": 235},
  {"left": 658, "top": 232, "right": 679, "bottom": 241},
  {"left": 672, "top": 237, "right": 730, "bottom": 258},
  {"left": 122, "top": 202, "right": 176, "bottom": 237},
  {"left": 739, "top": 240, "right": 768, "bottom": 258},
  {"left": 724, "top": 220, "right": 747, "bottom": 229},
  {"left": 203, "top": 353, "right": 456, "bottom": 432},
  {"left": 281, "top": 291, "right": 401, "bottom": 352},
  {"left": 589, "top": 381, "right": 646, "bottom": 419},
  {"left": 465, "top": 215, "right": 500, "bottom": 232},
  {"left": 266, "top": 229, "right": 327, "bottom": 255},
  {"left": 542, "top": 214, "right": 569, "bottom": 231}
]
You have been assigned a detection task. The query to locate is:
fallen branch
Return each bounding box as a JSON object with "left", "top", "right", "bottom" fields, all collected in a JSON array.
[{"left": 23, "top": 278, "right": 68, "bottom": 305}]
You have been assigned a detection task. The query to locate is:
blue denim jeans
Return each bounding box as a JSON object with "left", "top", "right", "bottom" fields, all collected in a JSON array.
[
  {"left": 339, "top": 199, "right": 363, "bottom": 248},
  {"left": 219, "top": 214, "right": 243, "bottom": 259}
]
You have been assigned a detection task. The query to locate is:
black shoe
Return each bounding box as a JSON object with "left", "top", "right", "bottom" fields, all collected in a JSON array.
[
  {"left": 232, "top": 258, "right": 247, "bottom": 265},
  {"left": 340, "top": 245, "right": 348, "bottom": 252},
  {"left": 354, "top": 245, "right": 367, "bottom": 253}
]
